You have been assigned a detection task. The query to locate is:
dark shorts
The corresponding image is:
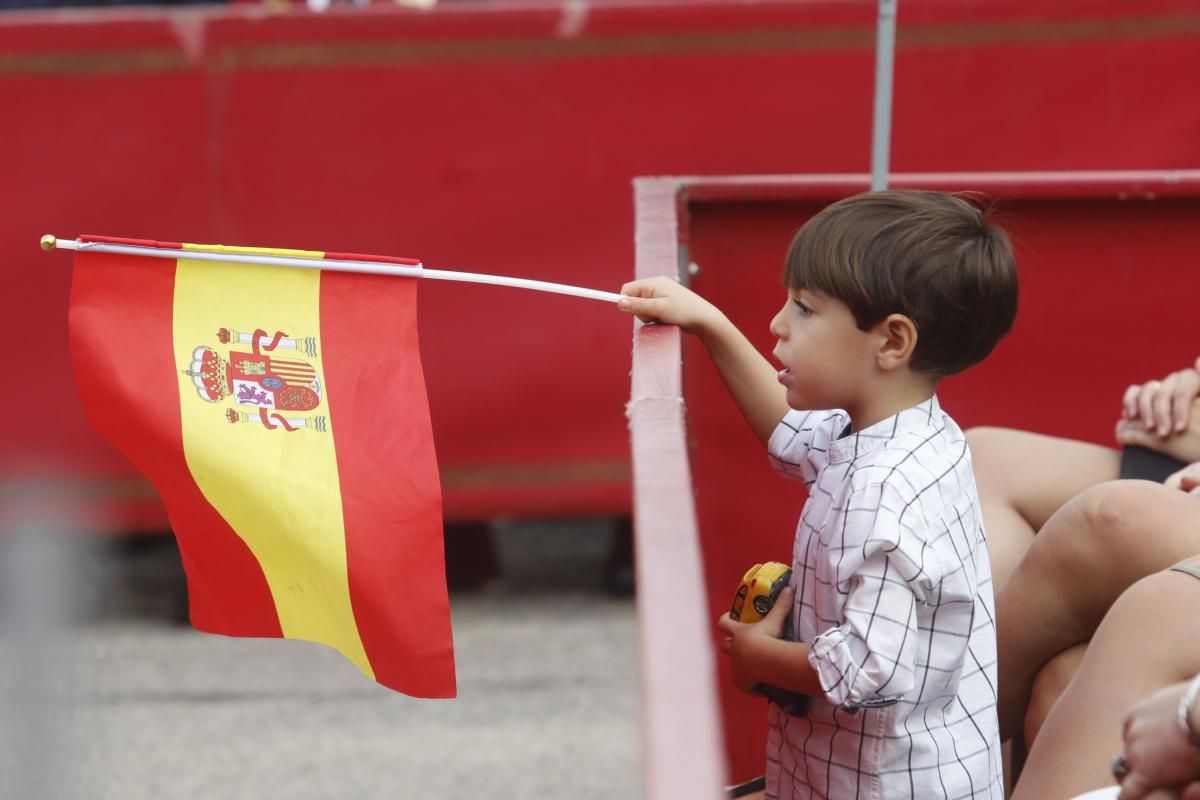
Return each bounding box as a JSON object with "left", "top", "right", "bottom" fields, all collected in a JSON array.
[{"left": 1119, "top": 445, "right": 1187, "bottom": 484}]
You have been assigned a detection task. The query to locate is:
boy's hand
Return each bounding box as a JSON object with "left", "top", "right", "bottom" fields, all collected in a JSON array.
[
  {"left": 618, "top": 276, "right": 724, "bottom": 335},
  {"left": 717, "top": 587, "right": 794, "bottom": 693}
]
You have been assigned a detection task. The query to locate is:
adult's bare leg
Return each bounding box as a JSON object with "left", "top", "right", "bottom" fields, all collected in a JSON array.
[
  {"left": 1012, "top": 565, "right": 1200, "bottom": 799},
  {"left": 966, "top": 427, "right": 1120, "bottom": 589},
  {"left": 1023, "top": 643, "right": 1088, "bottom": 749},
  {"left": 995, "top": 480, "right": 1200, "bottom": 739}
]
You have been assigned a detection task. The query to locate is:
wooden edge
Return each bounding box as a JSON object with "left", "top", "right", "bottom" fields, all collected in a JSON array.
[
  {"left": 630, "top": 177, "right": 728, "bottom": 800},
  {"left": 674, "top": 169, "right": 1200, "bottom": 203}
]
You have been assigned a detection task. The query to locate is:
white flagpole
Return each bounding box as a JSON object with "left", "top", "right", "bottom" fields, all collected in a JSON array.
[
  {"left": 41, "top": 235, "right": 623, "bottom": 304},
  {"left": 870, "top": 0, "right": 898, "bottom": 192}
]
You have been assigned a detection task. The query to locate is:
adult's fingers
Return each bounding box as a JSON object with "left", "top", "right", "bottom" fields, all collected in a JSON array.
[
  {"left": 1117, "top": 771, "right": 1148, "bottom": 800},
  {"left": 1151, "top": 373, "right": 1179, "bottom": 436},
  {"left": 1115, "top": 419, "right": 1161, "bottom": 452},
  {"left": 1171, "top": 371, "right": 1200, "bottom": 432},
  {"left": 1180, "top": 464, "right": 1200, "bottom": 493},
  {"left": 1141, "top": 378, "right": 1166, "bottom": 431},
  {"left": 1164, "top": 466, "right": 1186, "bottom": 490},
  {"left": 1125, "top": 384, "right": 1143, "bottom": 420}
]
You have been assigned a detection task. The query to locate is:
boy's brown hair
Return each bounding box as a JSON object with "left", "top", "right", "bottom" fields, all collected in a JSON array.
[{"left": 784, "top": 189, "right": 1018, "bottom": 377}]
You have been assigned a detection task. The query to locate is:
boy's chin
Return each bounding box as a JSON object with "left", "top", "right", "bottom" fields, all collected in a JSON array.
[{"left": 785, "top": 391, "right": 814, "bottom": 410}]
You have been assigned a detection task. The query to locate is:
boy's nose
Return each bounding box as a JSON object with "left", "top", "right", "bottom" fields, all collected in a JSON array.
[{"left": 769, "top": 309, "right": 786, "bottom": 337}]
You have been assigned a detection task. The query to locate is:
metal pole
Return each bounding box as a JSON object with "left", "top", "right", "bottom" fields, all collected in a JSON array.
[{"left": 870, "top": 0, "right": 898, "bottom": 191}]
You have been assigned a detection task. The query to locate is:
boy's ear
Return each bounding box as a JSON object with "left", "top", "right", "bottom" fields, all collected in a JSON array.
[{"left": 874, "top": 313, "right": 918, "bottom": 370}]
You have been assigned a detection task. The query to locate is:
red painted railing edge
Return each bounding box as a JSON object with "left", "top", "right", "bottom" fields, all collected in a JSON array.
[
  {"left": 662, "top": 169, "right": 1200, "bottom": 203},
  {"left": 630, "top": 177, "right": 727, "bottom": 800}
]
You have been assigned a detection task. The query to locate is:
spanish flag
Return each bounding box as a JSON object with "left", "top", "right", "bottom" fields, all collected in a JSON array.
[{"left": 68, "top": 236, "right": 455, "bottom": 698}]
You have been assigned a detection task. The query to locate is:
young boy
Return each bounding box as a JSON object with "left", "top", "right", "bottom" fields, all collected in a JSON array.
[{"left": 618, "top": 190, "right": 1017, "bottom": 799}]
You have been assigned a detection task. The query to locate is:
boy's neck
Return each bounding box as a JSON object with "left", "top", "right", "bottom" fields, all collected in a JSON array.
[{"left": 845, "top": 373, "right": 939, "bottom": 433}]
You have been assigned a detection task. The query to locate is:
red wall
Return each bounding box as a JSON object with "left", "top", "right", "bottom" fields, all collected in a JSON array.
[{"left": 3, "top": 0, "right": 1199, "bottom": 525}]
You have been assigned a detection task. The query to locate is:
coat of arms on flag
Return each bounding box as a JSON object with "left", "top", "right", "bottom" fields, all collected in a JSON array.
[
  {"left": 67, "top": 237, "right": 456, "bottom": 699},
  {"left": 186, "top": 328, "right": 327, "bottom": 432}
]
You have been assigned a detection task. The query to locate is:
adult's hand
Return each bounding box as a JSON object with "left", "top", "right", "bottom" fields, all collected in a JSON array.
[
  {"left": 1164, "top": 463, "right": 1200, "bottom": 494},
  {"left": 1116, "top": 681, "right": 1200, "bottom": 799},
  {"left": 1121, "top": 360, "right": 1200, "bottom": 438},
  {"left": 1116, "top": 397, "right": 1200, "bottom": 464}
]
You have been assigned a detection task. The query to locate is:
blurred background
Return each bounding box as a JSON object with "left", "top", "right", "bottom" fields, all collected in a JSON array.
[{"left": 2, "top": 0, "right": 1199, "bottom": 797}]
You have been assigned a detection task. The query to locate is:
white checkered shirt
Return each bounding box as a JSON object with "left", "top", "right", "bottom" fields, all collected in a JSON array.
[{"left": 764, "top": 396, "right": 1002, "bottom": 800}]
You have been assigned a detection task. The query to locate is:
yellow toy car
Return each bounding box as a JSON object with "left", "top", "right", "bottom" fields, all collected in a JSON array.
[{"left": 729, "top": 561, "right": 792, "bottom": 623}]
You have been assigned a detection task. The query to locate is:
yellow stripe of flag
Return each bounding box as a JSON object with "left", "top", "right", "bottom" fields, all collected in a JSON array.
[{"left": 172, "top": 249, "right": 373, "bottom": 678}]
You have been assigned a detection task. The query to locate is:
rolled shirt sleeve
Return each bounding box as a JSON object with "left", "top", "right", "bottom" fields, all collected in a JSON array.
[{"left": 807, "top": 481, "right": 945, "bottom": 709}]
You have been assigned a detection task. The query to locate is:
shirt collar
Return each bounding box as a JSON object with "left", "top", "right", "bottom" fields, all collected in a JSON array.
[{"left": 827, "top": 395, "right": 942, "bottom": 464}]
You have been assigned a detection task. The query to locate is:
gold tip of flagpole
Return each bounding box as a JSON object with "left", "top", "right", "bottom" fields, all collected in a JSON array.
[{"left": 40, "top": 234, "right": 57, "bottom": 252}]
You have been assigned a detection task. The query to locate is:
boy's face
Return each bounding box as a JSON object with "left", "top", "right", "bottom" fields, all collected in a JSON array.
[{"left": 770, "top": 288, "right": 879, "bottom": 414}]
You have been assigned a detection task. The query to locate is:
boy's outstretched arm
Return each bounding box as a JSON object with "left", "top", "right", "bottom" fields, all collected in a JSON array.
[{"left": 620, "top": 277, "right": 789, "bottom": 445}]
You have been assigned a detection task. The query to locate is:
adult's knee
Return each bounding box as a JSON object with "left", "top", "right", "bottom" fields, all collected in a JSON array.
[
  {"left": 1075, "top": 479, "right": 1147, "bottom": 534},
  {"left": 1072, "top": 480, "right": 1162, "bottom": 552}
]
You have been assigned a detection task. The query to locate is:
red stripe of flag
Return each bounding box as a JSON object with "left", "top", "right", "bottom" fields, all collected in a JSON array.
[
  {"left": 321, "top": 272, "right": 455, "bottom": 697},
  {"left": 69, "top": 252, "right": 282, "bottom": 637}
]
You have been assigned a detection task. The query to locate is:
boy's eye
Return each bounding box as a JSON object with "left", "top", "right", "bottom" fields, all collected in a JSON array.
[{"left": 793, "top": 299, "right": 813, "bottom": 317}]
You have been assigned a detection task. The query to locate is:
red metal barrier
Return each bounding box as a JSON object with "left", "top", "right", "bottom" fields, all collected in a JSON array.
[
  {"left": 3, "top": 1, "right": 1199, "bottom": 527},
  {"left": 630, "top": 177, "right": 725, "bottom": 800},
  {"left": 635, "top": 170, "right": 1200, "bottom": 784}
]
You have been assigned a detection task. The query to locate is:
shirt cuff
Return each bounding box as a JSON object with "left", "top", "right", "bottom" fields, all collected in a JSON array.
[{"left": 808, "top": 628, "right": 901, "bottom": 710}]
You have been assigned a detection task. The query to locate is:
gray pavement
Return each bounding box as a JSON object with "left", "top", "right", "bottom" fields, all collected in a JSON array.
[{"left": 0, "top": 520, "right": 640, "bottom": 800}]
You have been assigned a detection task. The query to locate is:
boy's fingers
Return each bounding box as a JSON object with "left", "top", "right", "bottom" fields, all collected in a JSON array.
[
  {"left": 617, "top": 295, "right": 644, "bottom": 313},
  {"left": 765, "top": 588, "right": 794, "bottom": 620},
  {"left": 618, "top": 295, "right": 667, "bottom": 322},
  {"left": 620, "top": 275, "right": 676, "bottom": 296}
]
